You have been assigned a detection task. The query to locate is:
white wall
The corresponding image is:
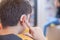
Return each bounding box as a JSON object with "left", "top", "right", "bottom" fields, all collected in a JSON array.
[
  {"left": 37, "top": 0, "right": 56, "bottom": 29},
  {"left": 37, "top": 0, "right": 47, "bottom": 29}
]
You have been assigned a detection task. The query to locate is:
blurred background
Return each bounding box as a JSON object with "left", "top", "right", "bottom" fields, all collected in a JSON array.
[{"left": 27, "top": 0, "right": 57, "bottom": 29}]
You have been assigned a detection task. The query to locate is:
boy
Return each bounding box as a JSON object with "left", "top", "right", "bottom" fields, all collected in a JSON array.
[
  {"left": 0, "top": 0, "right": 45, "bottom": 40},
  {"left": 0, "top": 0, "right": 31, "bottom": 40}
]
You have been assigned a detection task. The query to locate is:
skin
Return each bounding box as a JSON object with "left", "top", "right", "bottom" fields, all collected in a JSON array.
[
  {"left": 24, "top": 20, "right": 45, "bottom": 40},
  {"left": 54, "top": 0, "right": 60, "bottom": 7}
]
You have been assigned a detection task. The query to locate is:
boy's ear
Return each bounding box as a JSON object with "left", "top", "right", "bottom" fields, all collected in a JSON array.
[
  {"left": 0, "top": 23, "right": 2, "bottom": 30},
  {"left": 20, "top": 15, "right": 27, "bottom": 24}
]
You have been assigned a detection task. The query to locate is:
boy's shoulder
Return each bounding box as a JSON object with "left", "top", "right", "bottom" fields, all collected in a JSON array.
[{"left": 0, "top": 34, "right": 22, "bottom": 40}]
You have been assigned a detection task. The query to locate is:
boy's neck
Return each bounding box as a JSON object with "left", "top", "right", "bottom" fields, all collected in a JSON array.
[{"left": 0, "top": 27, "right": 19, "bottom": 35}]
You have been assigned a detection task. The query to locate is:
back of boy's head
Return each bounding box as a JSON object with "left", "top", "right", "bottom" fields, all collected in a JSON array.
[{"left": 0, "top": 0, "right": 32, "bottom": 28}]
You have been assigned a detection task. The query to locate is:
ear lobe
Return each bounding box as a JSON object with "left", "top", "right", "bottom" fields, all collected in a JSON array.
[{"left": 20, "top": 15, "right": 26, "bottom": 24}]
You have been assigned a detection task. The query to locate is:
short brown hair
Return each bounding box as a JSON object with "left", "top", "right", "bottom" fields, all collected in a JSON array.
[{"left": 0, "top": 0, "right": 32, "bottom": 28}]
